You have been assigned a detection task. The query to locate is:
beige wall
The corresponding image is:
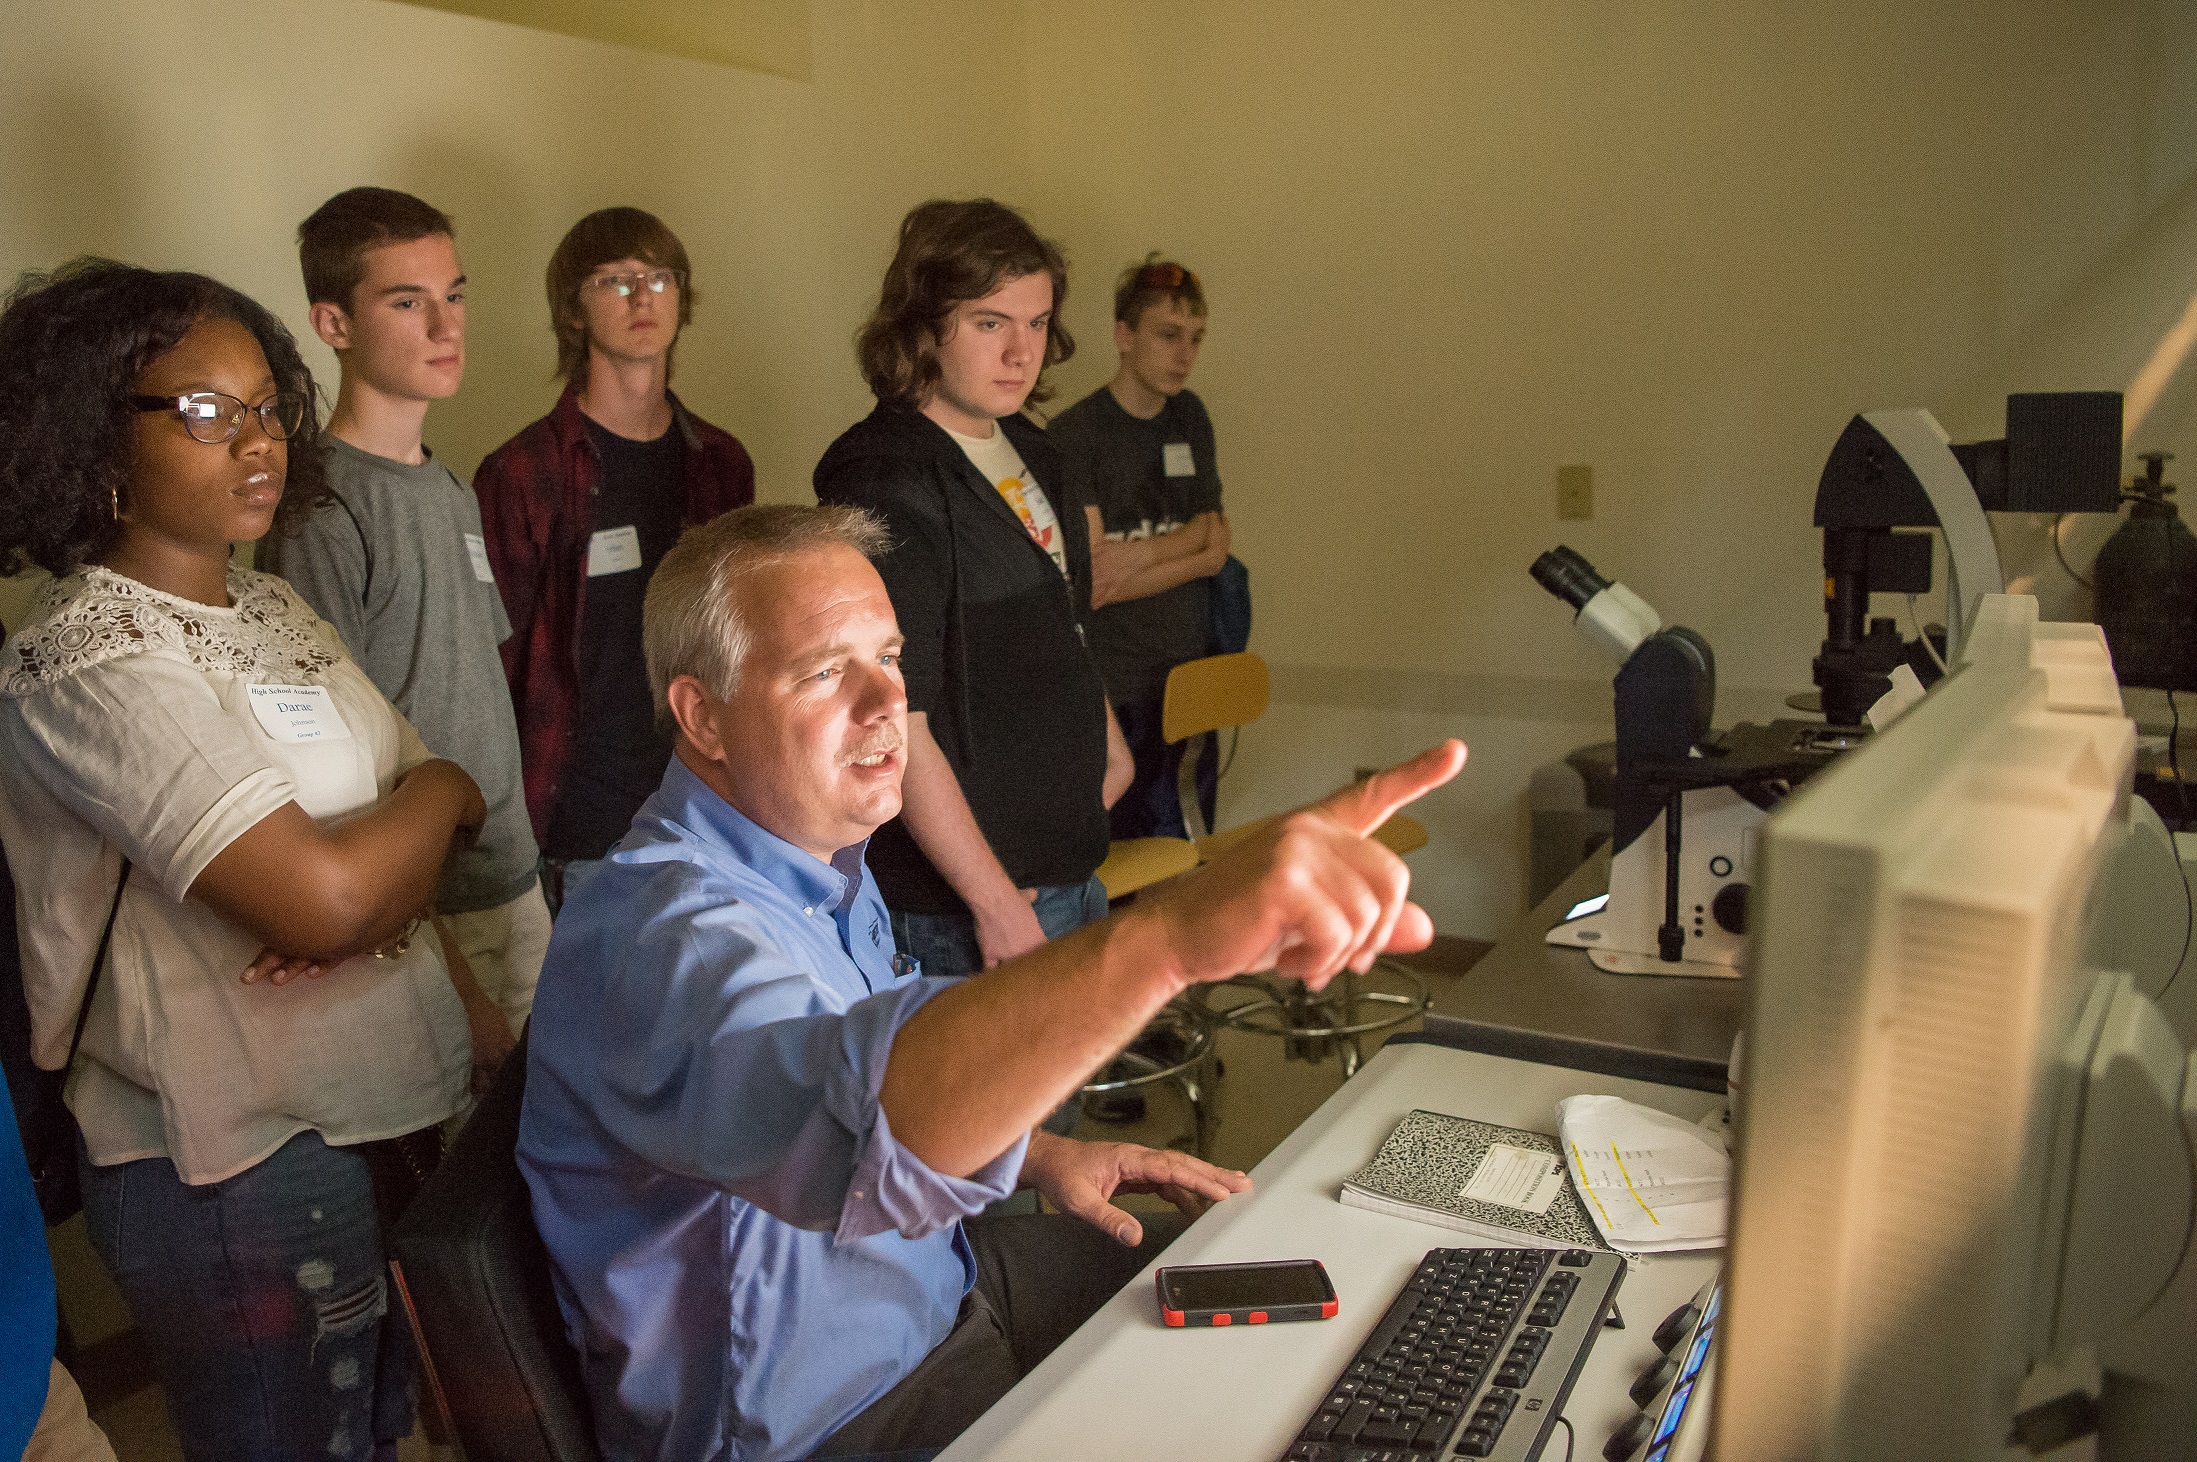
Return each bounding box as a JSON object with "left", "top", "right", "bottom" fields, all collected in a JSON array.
[
  {"left": 0, "top": 0, "right": 1029, "bottom": 519},
  {"left": 4, "top": 1, "right": 2195, "bottom": 936},
  {"left": 1022, "top": 0, "right": 2197, "bottom": 933}
]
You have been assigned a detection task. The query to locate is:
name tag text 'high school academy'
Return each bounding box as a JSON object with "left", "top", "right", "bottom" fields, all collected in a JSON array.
[
  {"left": 587, "top": 525, "right": 644, "bottom": 577},
  {"left": 464, "top": 532, "right": 496, "bottom": 583},
  {"left": 248, "top": 684, "right": 352, "bottom": 744}
]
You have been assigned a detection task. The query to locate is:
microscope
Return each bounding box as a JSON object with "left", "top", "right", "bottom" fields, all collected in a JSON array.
[
  {"left": 1530, "top": 391, "right": 2125, "bottom": 979},
  {"left": 1811, "top": 394, "right": 2120, "bottom": 724},
  {"left": 1531, "top": 548, "right": 1835, "bottom": 977}
]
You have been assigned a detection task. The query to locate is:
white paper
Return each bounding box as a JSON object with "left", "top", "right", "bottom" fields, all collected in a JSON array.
[
  {"left": 464, "top": 532, "right": 496, "bottom": 583},
  {"left": 248, "top": 684, "right": 351, "bottom": 744},
  {"left": 1559, "top": 1094, "right": 1729, "bottom": 1253},
  {"left": 587, "top": 525, "right": 644, "bottom": 577},
  {"left": 1460, "top": 1143, "right": 1565, "bottom": 1214},
  {"left": 1162, "top": 441, "right": 1196, "bottom": 477},
  {"left": 1572, "top": 1139, "right": 1725, "bottom": 1208}
]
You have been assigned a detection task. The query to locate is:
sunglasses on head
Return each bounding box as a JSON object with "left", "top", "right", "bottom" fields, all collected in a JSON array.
[{"left": 1136, "top": 263, "right": 1199, "bottom": 292}]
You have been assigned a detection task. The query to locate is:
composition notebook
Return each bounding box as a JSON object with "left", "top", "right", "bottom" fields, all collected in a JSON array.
[{"left": 1340, "top": 1108, "right": 1613, "bottom": 1252}]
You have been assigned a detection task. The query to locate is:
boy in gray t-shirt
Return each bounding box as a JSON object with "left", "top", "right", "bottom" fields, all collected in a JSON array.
[{"left": 258, "top": 187, "right": 547, "bottom": 1037}]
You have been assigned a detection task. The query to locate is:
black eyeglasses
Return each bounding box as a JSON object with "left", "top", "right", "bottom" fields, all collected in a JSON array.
[{"left": 131, "top": 391, "right": 310, "bottom": 444}]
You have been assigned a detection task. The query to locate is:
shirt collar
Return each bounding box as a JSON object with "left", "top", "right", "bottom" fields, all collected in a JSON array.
[
  {"left": 550, "top": 381, "right": 706, "bottom": 456},
  {"left": 648, "top": 757, "right": 869, "bottom": 916}
]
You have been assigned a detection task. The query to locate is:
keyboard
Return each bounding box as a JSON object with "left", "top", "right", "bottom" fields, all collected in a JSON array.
[{"left": 1282, "top": 1245, "right": 1628, "bottom": 1462}]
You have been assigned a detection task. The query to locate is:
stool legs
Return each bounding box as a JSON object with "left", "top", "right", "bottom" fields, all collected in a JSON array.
[
  {"left": 1182, "top": 1040, "right": 1218, "bottom": 1158},
  {"left": 1212, "top": 963, "right": 1429, "bottom": 1079},
  {"left": 1335, "top": 971, "right": 1364, "bottom": 1079},
  {"left": 1078, "top": 1002, "right": 1218, "bottom": 1159}
]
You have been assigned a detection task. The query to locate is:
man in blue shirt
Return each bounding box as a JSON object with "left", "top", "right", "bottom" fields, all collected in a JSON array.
[{"left": 519, "top": 504, "right": 1465, "bottom": 1461}]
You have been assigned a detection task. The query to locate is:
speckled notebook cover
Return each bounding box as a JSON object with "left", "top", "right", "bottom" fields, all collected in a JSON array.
[{"left": 1340, "top": 1108, "right": 1611, "bottom": 1252}]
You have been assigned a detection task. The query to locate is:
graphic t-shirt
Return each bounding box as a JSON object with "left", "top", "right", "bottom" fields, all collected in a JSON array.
[
  {"left": 946, "top": 422, "right": 1070, "bottom": 581},
  {"left": 1048, "top": 387, "right": 1224, "bottom": 704}
]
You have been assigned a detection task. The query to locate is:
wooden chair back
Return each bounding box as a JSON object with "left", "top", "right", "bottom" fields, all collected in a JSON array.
[{"left": 1162, "top": 652, "right": 1270, "bottom": 745}]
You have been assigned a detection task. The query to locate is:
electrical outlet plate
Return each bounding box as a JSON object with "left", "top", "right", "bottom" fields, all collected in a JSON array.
[{"left": 1557, "top": 464, "right": 1593, "bottom": 520}]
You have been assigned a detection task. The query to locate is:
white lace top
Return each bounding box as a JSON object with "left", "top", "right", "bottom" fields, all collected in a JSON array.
[{"left": 0, "top": 566, "right": 469, "bottom": 1184}]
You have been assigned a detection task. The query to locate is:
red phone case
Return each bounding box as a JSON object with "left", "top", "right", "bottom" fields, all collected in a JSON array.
[{"left": 1156, "top": 1260, "right": 1340, "bottom": 1328}]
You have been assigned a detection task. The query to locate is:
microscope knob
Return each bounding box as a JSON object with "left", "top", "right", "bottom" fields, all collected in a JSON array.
[
  {"left": 1711, "top": 882, "right": 1750, "bottom": 935},
  {"left": 1652, "top": 1301, "right": 1701, "bottom": 1353},
  {"left": 1629, "top": 1351, "right": 1682, "bottom": 1410},
  {"left": 1603, "top": 1408, "right": 1657, "bottom": 1462}
]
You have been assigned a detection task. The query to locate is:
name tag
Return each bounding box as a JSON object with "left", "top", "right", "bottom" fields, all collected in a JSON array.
[
  {"left": 1162, "top": 442, "right": 1196, "bottom": 478},
  {"left": 464, "top": 532, "right": 495, "bottom": 583},
  {"left": 587, "top": 525, "right": 644, "bottom": 577},
  {"left": 248, "top": 684, "right": 351, "bottom": 744}
]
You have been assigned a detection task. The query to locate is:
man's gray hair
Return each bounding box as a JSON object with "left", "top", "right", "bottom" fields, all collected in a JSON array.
[{"left": 643, "top": 503, "right": 893, "bottom": 715}]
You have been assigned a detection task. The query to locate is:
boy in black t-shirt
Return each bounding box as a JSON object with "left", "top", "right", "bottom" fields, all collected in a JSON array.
[
  {"left": 1050, "top": 258, "right": 1231, "bottom": 839},
  {"left": 474, "top": 209, "right": 755, "bottom": 909}
]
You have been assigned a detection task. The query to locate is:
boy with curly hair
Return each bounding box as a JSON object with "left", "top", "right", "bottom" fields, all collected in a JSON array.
[{"left": 815, "top": 199, "right": 1132, "bottom": 994}]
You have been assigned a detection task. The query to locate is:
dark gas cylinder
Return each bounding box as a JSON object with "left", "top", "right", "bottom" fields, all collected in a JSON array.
[{"left": 2094, "top": 454, "right": 2197, "bottom": 691}]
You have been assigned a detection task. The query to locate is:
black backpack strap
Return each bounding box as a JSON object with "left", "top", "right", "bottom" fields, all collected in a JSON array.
[{"left": 66, "top": 860, "right": 131, "bottom": 1071}]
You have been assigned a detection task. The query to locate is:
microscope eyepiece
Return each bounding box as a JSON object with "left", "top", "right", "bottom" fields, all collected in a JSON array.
[
  {"left": 1531, "top": 545, "right": 1610, "bottom": 613},
  {"left": 1532, "top": 545, "right": 1662, "bottom": 662}
]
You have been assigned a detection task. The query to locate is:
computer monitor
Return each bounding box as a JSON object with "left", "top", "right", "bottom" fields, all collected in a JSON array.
[
  {"left": 2085, "top": 795, "right": 2196, "bottom": 1049},
  {"left": 1712, "top": 595, "right": 2197, "bottom": 1459}
]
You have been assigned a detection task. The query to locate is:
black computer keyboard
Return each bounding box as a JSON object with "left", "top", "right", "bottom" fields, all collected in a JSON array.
[{"left": 1282, "top": 1245, "right": 1627, "bottom": 1462}]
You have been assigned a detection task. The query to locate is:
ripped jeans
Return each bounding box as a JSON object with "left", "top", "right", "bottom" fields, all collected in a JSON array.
[{"left": 78, "top": 1128, "right": 419, "bottom": 1462}]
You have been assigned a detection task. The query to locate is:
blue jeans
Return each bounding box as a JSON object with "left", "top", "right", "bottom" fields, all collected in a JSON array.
[
  {"left": 891, "top": 876, "right": 1109, "bottom": 1143},
  {"left": 889, "top": 876, "right": 1110, "bottom": 985},
  {"left": 1109, "top": 696, "right": 1218, "bottom": 840},
  {"left": 78, "top": 1129, "right": 414, "bottom": 1462}
]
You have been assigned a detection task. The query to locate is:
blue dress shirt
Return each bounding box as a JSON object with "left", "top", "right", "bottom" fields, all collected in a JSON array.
[{"left": 519, "top": 758, "right": 1027, "bottom": 1462}]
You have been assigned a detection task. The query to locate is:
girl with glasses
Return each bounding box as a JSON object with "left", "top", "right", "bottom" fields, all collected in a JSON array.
[{"left": 0, "top": 258, "right": 503, "bottom": 1461}]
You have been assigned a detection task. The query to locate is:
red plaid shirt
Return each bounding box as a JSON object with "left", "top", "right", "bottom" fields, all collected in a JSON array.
[{"left": 474, "top": 385, "right": 754, "bottom": 846}]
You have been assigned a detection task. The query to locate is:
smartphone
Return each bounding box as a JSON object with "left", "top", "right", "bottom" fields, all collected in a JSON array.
[{"left": 1155, "top": 1259, "right": 1338, "bottom": 1328}]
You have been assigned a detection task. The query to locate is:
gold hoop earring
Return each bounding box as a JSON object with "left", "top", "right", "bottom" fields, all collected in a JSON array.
[{"left": 111, "top": 483, "right": 120, "bottom": 521}]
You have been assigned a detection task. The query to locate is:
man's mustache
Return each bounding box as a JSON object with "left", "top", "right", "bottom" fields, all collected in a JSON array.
[{"left": 841, "top": 730, "right": 904, "bottom": 767}]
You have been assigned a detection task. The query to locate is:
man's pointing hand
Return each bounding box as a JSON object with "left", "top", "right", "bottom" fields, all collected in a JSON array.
[{"left": 1135, "top": 739, "right": 1468, "bottom": 993}]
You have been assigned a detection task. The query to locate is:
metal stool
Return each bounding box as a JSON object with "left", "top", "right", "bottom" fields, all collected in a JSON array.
[
  {"left": 1078, "top": 997, "right": 1218, "bottom": 1157},
  {"left": 1084, "top": 779, "right": 1210, "bottom": 1154},
  {"left": 1203, "top": 961, "right": 1429, "bottom": 1078},
  {"left": 1192, "top": 810, "right": 1434, "bottom": 1078}
]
